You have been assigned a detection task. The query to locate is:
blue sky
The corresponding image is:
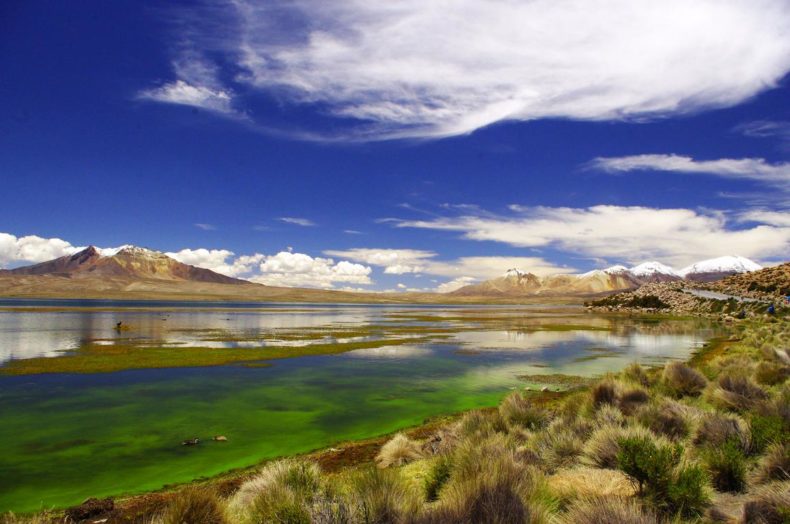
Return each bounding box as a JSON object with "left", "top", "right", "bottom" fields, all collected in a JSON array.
[{"left": 1, "top": 0, "right": 789, "bottom": 290}]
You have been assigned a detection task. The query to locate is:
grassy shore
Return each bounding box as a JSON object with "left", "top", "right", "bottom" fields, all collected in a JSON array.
[{"left": 5, "top": 315, "right": 787, "bottom": 523}]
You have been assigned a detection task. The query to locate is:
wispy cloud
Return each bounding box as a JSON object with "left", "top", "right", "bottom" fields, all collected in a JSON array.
[
  {"left": 588, "top": 154, "right": 790, "bottom": 185},
  {"left": 390, "top": 205, "right": 790, "bottom": 268},
  {"left": 734, "top": 120, "right": 790, "bottom": 140},
  {"left": 278, "top": 217, "right": 316, "bottom": 227},
  {"left": 147, "top": 0, "right": 790, "bottom": 140},
  {"left": 194, "top": 223, "right": 217, "bottom": 231}
]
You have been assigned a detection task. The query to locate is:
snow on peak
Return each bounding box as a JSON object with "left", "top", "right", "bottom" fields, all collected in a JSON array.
[
  {"left": 505, "top": 268, "right": 527, "bottom": 278},
  {"left": 99, "top": 245, "right": 163, "bottom": 258},
  {"left": 604, "top": 265, "right": 629, "bottom": 274},
  {"left": 679, "top": 256, "right": 762, "bottom": 276},
  {"left": 629, "top": 261, "right": 680, "bottom": 277}
]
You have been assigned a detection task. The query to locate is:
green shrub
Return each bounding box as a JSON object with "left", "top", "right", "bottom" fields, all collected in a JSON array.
[
  {"left": 616, "top": 435, "right": 709, "bottom": 518},
  {"left": 424, "top": 456, "right": 453, "bottom": 502},
  {"left": 702, "top": 438, "right": 747, "bottom": 493}
]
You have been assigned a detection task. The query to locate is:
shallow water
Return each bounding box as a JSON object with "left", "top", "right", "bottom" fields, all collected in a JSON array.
[{"left": 0, "top": 302, "right": 716, "bottom": 512}]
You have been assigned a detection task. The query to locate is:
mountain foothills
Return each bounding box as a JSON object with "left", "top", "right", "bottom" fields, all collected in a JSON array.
[
  {"left": 0, "top": 246, "right": 771, "bottom": 302},
  {"left": 450, "top": 256, "right": 764, "bottom": 297}
]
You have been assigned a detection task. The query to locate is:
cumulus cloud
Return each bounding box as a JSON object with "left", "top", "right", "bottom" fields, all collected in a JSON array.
[
  {"left": 323, "top": 248, "right": 436, "bottom": 274},
  {"left": 149, "top": 0, "right": 790, "bottom": 139},
  {"left": 251, "top": 251, "right": 371, "bottom": 288},
  {"left": 0, "top": 233, "right": 82, "bottom": 268},
  {"left": 589, "top": 154, "right": 790, "bottom": 185},
  {"left": 435, "top": 276, "right": 477, "bottom": 294},
  {"left": 392, "top": 205, "right": 790, "bottom": 268},
  {"left": 138, "top": 80, "right": 240, "bottom": 117},
  {"left": 166, "top": 248, "right": 263, "bottom": 277},
  {"left": 278, "top": 217, "right": 316, "bottom": 227}
]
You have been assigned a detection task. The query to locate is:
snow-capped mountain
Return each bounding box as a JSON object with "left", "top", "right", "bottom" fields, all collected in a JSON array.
[
  {"left": 679, "top": 256, "right": 763, "bottom": 282},
  {"left": 450, "top": 256, "right": 763, "bottom": 295}
]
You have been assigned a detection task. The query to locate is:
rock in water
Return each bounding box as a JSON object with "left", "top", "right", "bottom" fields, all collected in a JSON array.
[{"left": 213, "top": 435, "right": 228, "bottom": 442}]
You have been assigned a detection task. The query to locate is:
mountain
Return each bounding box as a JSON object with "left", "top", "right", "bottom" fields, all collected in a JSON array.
[
  {"left": 679, "top": 256, "right": 763, "bottom": 282},
  {"left": 450, "top": 256, "right": 762, "bottom": 297},
  {"left": 3, "top": 246, "right": 245, "bottom": 285}
]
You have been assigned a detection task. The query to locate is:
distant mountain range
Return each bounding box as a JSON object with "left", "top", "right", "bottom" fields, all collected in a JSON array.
[
  {"left": 450, "top": 256, "right": 763, "bottom": 297},
  {"left": 0, "top": 247, "right": 767, "bottom": 302}
]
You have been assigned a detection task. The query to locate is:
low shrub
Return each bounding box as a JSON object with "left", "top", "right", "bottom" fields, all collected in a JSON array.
[
  {"left": 754, "top": 442, "right": 790, "bottom": 484},
  {"left": 457, "top": 409, "right": 507, "bottom": 439},
  {"left": 662, "top": 361, "right": 707, "bottom": 397},
  {"left": 617, "top": 435, "right": 709, "bottom": 518},
  {"left": 595, "top": 404, "right": 625, "bottom": 428},
  {"left": 582, "top": 425, "right": 665, "bottom": 470},
  {"left": 618, "top": 387, "right": 650, "bottom": 415},
  {"left": 740, "top": 482, "right": 790, "bottom": 524},
  {"left": 376, "top": 433, "right": 423, "bottom": 468},
  {"left": 528, "top": 419, "right": 585, "bottom": 472},
  {"left": 702, "top": 438, "right": 747, "bottom": 493},
  {"left": 498, "top": 392, "right": 546, "bottom": 431},
  {"left": 158, "top": 488, "right": 227, "bottom": 524},
  {"left": 248, "top": 483, "right": 310, "bottom": 524},
  {"left": 711, "top": 374, "right": 769, "bottom": 412}
]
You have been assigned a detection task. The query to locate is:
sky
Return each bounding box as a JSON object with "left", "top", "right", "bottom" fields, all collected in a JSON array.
[{"left": 1, "top": 0, "right": 789, "bottom": 291}]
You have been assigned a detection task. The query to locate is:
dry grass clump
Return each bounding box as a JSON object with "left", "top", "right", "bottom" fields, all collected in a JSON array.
[
  {"left": 350, "top": 467, "right": 421, "bottom": 523},
  {"left": 528, "top": 418, "right": 587, "bottom": 472},
  {"left": 711, "top": 373, "right": 769, "bottom": 412},
  {"left": 582, "top": 425, "right": 664, "bottom": 470},
  {"left": 422, "top": 434, "right": 554, "bottom": 524},
  {"left": 617, "top": 387, "right": 651, "bottom": 415},
  {"left": 376, "top": 433, "right": 423, "bottom": 468},
  {"left": 547, "top": 467, "right": 636, "bottom": 499},
  {"left": 157, "top": 488, "right": 227, "bottom": 524},
  {"left": 499, "top": 392, "right": 547, "bottom": 431},
  {"left": 754, "top": 361, "right": 790, "bottom": 386},
  {"left": 227, "top": 460, "right": 322, "bottom": 522},
  {"left": 623, "top": 363, "right": 652, "bottom": 388},
  {"left": 739, "top": 481, "right": 790, "bottom": 524},
  {"left": 636, "top": 400, "right": 690, "bottom": 441},
  {"left": 558, "top": 496, "right": 658, "bottom": 524},
  {"left": 457, "top": 409, "right": 507, "bottom": 439},
  {"left": 754, "top": 442, "right": 790, "bottom": 484},
  {"left": 595, "top": 404, "right": 625, "bottom": 428},
  {"left": 693, "top": 412, "right": 752, "bottom": 454},
  {"left": 0, "top": 513, "right": 52, "bottom": 524},
  {"left": 591, "top": 380, "right": 619, "bottom": 407},
  {"left": 662, "top": 361, "right": 707, "bottom": 397}
]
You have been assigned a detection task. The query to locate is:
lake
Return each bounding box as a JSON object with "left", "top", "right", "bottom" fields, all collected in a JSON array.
[{"left": 0, "top": 301, "right": 717, "bottom": 512}]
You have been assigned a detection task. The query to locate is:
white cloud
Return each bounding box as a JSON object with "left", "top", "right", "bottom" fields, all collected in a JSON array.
[
  {"left": 589, "top": 154, "right": 790, "bottom": 185},
  {"left": 278, "top": 217, "right": 316, "bottom": 227},
  {"left": 325, "top": 248, "right": 573, "bottom": 291},
  {"left": 735, "top": 120, "right": 790, "bottom": 141},
  {"left": 738, "top": 210, "right": 790, "bottom": 227},
  {"left": 166, "top": 248, "right": 263, "bottom": 277},
  {"left": 393, "top": 205, "right": 790, "bottom": 268},
  {"left": 0, "top": 233, "right": 82, "bottom": 268},
  {"left": 194, "top": 223, "right": 217, "bottom": 231},
  {"left": 158, "top": 0, "right": 790, "bottom": 139},
  {"left": 250, "top": 251, "right": 371, "bottom": 288},
  {"left": 435, "top": 276, "right": 477, "bottom": 293},
  {"left": 138, "top": 80, "right": 240, "bottom": 117}
]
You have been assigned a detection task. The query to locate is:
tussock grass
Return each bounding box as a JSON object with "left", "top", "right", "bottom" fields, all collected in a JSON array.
[
  {"left": 528, "top": 418, "right": 586, "bottom": 472},
  {"left": 636, "top": 400, "right": 690, "bottom": 441},
  {"left": 754, "top": 361, "right": 790, "bottom": 386},
  {"left": 559, "top": 496, "right": 658, "bottom": 524},
  {"left": 547, "top": 467, "right": 636, "bottom": 499},
  {"left": 693, "top": 412, "right": 752, "bottom": 455},
  {"left": 376, "top": 433, "right": 423, "bottom": 468},
  {"left": 739, "top": 481, "right": 790, "bottom": 524},
  {"left": 710, "top": 373, "right": 769, "bottom": 412},
  {"left": 156, "top": 488, "right": 227, "bottom": 524},
  {"left": 499, "top": 392, "right": 547, "bottom": 431},
  {"left": 350, "top": 467, "right": 422, "bottom": 523},
  {"left": 623, "top": 363, "right": 652, "bottom": 388},
  {"left": 754, "top": 442, "right": 790, "bottom": 484},
  {"left": 591, "top": 380, "right": 619, "bottom": 407},
  {"left": 662, "top": 361, "right": 707, "bottom": 397}
]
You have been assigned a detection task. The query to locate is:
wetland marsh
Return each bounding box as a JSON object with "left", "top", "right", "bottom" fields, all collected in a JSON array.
[{"left": 0, "top": 301, "right": 718, "bottom": 512}]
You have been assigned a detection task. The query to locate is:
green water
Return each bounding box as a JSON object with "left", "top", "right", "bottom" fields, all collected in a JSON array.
[{"left": 0, "top": 305, "right": 715, "bottom": 512}]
